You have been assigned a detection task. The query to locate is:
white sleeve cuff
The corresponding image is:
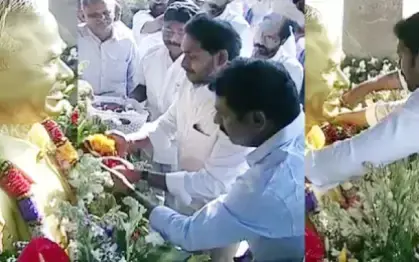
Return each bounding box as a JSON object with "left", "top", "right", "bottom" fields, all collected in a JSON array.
[
  {"left": 166, "top": 171, "right": 192, "bottom": 206},
  {"left": 149, "top": 129, "right": 178, "bottom": 165},
  {"left": 365, "top": 103, "right": 379, "bottom": 126}
]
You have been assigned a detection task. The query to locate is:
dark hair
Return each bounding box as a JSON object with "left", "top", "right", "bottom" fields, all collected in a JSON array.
[
  {"left": 164, "top": 1, "right": 199, "bottom": 24},
  {"left": 184, "top": 13, "right": 242, "bottom": 60},
  {"left": 209, "top": 58, "right": 301, "bottom": 128},
  {"left": 394, "top": 12, "right": 419, "bottom": 61}
]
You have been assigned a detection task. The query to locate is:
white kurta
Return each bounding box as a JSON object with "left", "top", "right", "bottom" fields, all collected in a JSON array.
[
  {"left": 306, "top": 88, "right": 419, "bottom": 192},
  {"left": 128, "top": 76, "right": 252, "bottom": 214},
  {"left": 365, "top": 98, "right": 408, "bottom": 126},
  {"left": 132, "top": 10, "right": 163, "bottom": 59},
  {"left": 270, "top": 31, "right": 304, "bottom": 94},
  {"left": 217, "top": 4, "right": 253, "bottom": 57},
  {"left": 137, "top": 45, "right": 181, "bottom": 121},
  {"left": 78, "top": 22, "right": 140, "bottom": 96}
]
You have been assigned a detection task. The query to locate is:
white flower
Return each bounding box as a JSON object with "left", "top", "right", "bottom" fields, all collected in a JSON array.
[{"left": 145, "top": 231, "right": 165, "bottom": 247}]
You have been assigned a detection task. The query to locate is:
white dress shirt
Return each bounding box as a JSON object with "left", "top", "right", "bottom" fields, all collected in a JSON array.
[
  {"left": 217, "top": 3, "right": 253, "bottom": 57},
  {"left": 365, "top": 98, "right": 408, "bottom": 126},
  {"left": 128, "top": 80, "right": 253, "bottom": 214},
  {"left": 78, "top": 22, "right": 140, "bottom": 96},
  {"left": 306, "top": 88, "right": 419, "bottom": 192},
  {"left": 270, "top": 31, "right": 304, "bottom": 94},
  {"left": 132, "top": 10, "right": 163, "bottom": 59},
  {"left": 137, "top": 45, "right": 180, "bottom": 121},
  {"left": 149, "top": 113, "right": 305, "bottom": 260}
]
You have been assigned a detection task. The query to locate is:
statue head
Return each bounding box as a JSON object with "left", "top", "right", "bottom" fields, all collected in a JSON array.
[
  {"left": 0, "top": 0, "right": 73, "bottom": 123},
  {"left": 305, "top": 5, "right": 348, "bottom": 128}
]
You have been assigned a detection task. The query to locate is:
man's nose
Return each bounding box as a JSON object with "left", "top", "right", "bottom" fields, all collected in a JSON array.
[{"left": 57, "top": 60, "right": 74, "bottom": 81}]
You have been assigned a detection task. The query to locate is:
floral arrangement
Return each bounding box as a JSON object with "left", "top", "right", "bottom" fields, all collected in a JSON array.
[
  {"left": 341, "top": 56, "right": 398, "bottom": 85},
  {"left": 311, "top": 157, "right": 419, "bottom": 261},
  {"left": 0, "top": 47, "right": 209, "bottom": 261},
  {"left": 305, "top": 57, "right": 416, "bottom": 261}
]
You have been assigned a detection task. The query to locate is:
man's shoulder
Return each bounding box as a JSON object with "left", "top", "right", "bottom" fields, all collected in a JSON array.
[
  {"left": 142, "top": 44, "right": 168, "bottom": 61},
  {"left": 113, "top": 22, "right": 137, "bottom": 44},
  {"left": 77, "top": 23, "right": 89, "bottom": 37}
]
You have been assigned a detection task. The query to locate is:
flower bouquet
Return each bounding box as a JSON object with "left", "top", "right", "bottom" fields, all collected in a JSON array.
[
  {"left": 305, "top": 56, "right": 416, "bottom": 261},
  {"left": 311, "top": 157, "right": 419, "bottom": 261}
]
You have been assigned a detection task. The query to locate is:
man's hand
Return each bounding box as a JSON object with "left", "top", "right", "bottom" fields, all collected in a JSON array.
[
  {"left": 106, "top": 130, "right": 151, "bottom": 157},
  {"left": 341, "top": 70, "right": 402, "bottom": 107},
  {"left": 110, "top": 167, "right": 156, "bottom": 215},
  {"left": 111, "top": 166, "right": 143, "bottom": 194},
  {"left": 106, "top": 130, "right": 131, "bottom": 157}
]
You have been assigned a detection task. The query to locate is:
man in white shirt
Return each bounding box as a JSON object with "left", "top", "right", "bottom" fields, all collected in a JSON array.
[
  {"left": 306, "top": 12, "right": 419, "bottom": 192},
  {"left": 78, "top": 0, "right": 140, "bottom": 97},
  {"left": 108, "top": 14, "right": 252, "bottom": 261},
  {"left": 132, "top": 0, "right": 169, "bottom": 58},
  {"left": 252, "top": 13, "right": 304, "bottom": 94},
  {"left": 130, "top": 1, "right": 199, "bottom": 122},
  {"left": 202, "top": 0, "right": 253, "bottom": 57}
]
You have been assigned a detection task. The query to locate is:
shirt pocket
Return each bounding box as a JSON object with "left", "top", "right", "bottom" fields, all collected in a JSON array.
[
  {"left": 179, "top": 127, "right": 216, "bottom": 172},
  {"left": 105, "top": 55, "right": 129, "bottom": 84}
]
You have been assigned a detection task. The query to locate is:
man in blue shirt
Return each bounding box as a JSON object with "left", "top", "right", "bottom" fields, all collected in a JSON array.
[{"left": 114, "top": 58, "right": 305, "bottom": 261}]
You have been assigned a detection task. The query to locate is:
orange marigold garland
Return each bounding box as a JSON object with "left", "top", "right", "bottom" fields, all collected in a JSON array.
[{"left": 41, "top": 119, "right": 79, "bottom": 171}]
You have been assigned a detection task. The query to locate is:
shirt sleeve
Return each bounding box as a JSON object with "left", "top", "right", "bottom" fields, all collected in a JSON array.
[
  {"left": 365, "top": 98, "right": 408, "bottom": 126},
  {"left": 126, "top": 41, "right": 141, "bottom": 95},
  {"left": 165, "top": 131, "right": 251, "bottom": 206},
  {"left": 281, "top": 57, "right": 304, "bottom": 94},
  {"left": 306, "top": 90, "right": 419, "bottom": 191},
  {"left": 149, "top": 196, "right": 259, "bottom": 252},
  {"left": 132, "top": 12, "right": 153, "bottom": 44}
]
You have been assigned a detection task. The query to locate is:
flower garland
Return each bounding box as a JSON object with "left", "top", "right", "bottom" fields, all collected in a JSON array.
[{"left": 0, "top": 119, "right": 80, "bottom": 241}]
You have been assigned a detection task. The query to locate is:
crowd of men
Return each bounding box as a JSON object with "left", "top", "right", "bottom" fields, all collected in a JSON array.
[{"left": 77, "top": 0, "right": 306, "bottom": 261}]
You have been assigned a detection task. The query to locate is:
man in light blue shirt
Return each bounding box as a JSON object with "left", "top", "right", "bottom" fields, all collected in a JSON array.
[{"left": 116, "top": 58, "right": 305, "bottom": 261}]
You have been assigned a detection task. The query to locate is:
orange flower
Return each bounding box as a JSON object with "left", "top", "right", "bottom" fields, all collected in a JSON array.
[
  {"left": 85, "top": 134, "right": 116, "bottom": 156},
  {"left": 56, "top": 140, "right": 79, "bottom": 170}
]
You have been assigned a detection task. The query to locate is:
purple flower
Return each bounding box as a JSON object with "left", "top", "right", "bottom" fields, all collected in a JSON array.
[
  {"left": 306, "top": 190, "right": 318, "bottom": 213},
  {"left": 104, "top": 226, "right": 114, "bottom": 237},
  {"left": 18, "top": 197, "right": 42, "bottom": 222}
]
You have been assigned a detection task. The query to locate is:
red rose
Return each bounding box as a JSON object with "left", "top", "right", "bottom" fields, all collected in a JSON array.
[
  {"left": 17, "top": 237, "right": 69, "bottom": 262},
  {"left": 305, "top": 226, "right": 325, "bottom": 262},
  {"left": 71, "top": 109, "right": 79, "bottom": 125}
]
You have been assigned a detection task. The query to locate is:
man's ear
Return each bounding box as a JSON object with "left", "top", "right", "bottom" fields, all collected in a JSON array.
[{"left": 216, "top": 50, "right": 229, "bottom": 67}]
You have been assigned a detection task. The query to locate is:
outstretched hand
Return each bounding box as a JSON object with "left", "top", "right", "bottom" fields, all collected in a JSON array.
[{"left": 105, "top": 130, "right": 131, "bottom": 157}]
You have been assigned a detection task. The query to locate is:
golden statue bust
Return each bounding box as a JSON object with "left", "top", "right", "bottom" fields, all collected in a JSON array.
[
  {"left": 305, "top": 5, "right": 350, "bottom": 132},
  {"left": 0, "top": 0, "right": 75, "bottom": 251}
]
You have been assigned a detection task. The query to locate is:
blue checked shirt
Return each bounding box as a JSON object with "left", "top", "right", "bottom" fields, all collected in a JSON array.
[{"left": 149, "top": 113, "right": 305, "bottom": 261}]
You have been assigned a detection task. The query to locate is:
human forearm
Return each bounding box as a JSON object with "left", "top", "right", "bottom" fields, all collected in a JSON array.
[
  {"left": 341, "top": 70, "right": 401, "bottom": 107},
  {"left": 334, "top": 110, "right": 369, "bottom": 127},
  {"left": 306, "top": 92, "right": 419, "bottom": 188},
  {"left": 149, "top": 200, "right": 256, "bottom": 251}
]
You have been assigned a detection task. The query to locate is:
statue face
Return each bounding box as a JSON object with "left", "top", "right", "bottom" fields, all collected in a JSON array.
[
  {"left": 305, "top": 23, "right": 348, "bottom": 88},
  {"left": 0, "top": 11, "right": 73, "bottom": 105}
]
